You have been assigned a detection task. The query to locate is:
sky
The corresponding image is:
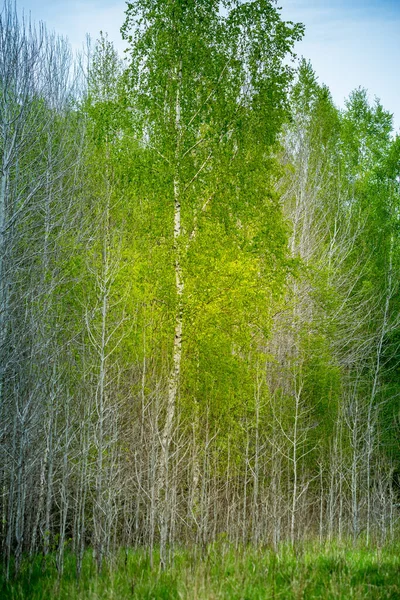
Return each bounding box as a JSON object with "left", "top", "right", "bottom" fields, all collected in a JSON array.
[{"left": 13, "top": 0, "right": 400, "bottom": 132}]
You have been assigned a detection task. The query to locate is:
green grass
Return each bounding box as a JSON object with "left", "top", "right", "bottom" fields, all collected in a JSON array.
[{"left": 1, "top": 542, "right": 400, "bottom": 599}]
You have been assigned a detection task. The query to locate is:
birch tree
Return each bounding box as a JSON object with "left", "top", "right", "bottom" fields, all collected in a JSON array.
[{"left": 122, "top": 0, "right": 302, "bottom": 565}]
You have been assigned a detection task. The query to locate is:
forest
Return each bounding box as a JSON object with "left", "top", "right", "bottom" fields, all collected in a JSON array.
[{"left": 1, "top": 0, "right": 400, "bottom": 597}]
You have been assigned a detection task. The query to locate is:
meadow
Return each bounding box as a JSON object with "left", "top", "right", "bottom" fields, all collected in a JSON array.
[{"left": 2, "top": 542, "right": 400, "bottom": 599}]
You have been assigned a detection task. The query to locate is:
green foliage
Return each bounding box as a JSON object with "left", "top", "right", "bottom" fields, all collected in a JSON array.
[
  {"left": 117, "top": 0, "right": 305, "bottom": 453},
  {"left": 2, "top": 0, "right": 400, "bottom": 581}
]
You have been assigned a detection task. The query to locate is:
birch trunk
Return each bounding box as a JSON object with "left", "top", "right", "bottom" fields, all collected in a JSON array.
[{"left": 159, "top": 59, "right": 183, "bottom": 569}]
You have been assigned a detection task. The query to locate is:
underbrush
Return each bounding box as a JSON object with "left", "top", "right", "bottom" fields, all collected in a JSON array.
[{"left": 1, "top": 541, "right": 399, "bottom": 599}]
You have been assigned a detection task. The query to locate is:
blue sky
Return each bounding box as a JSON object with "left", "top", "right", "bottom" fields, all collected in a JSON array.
[
  {"left": 280, "top": 0, "right": 400, "bottom": 132},
  {"left": 14, "top": 0, "right": 400, "bottom": 132}
]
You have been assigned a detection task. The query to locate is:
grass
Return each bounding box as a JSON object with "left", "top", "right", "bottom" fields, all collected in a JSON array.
[{"left": 1, "top": 541, "right": 400, "bottom": 599}]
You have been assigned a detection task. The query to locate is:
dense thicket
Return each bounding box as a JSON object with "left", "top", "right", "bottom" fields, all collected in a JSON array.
[{"left": 0, "top": 0, "right": 399, "bottom": 577}]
